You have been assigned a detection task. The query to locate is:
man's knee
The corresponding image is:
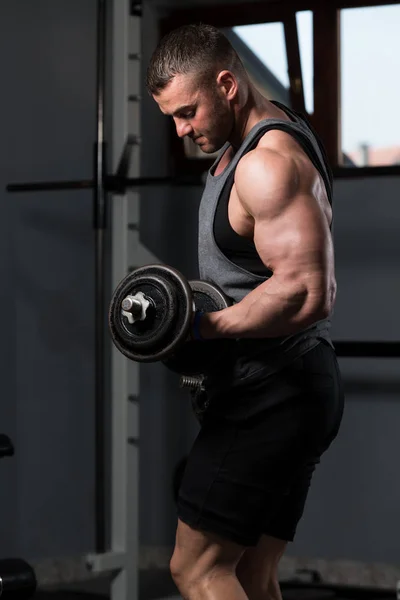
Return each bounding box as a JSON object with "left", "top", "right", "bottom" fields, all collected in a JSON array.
[
  {"left": 170, "top": 548, "right": 194, "bottom": 586},
  {"left": 236, "top": 563, "right": 274, "bottom": 598},
  {"left": 169, "top": 552, "right": 182, "bottom": 588},
  {"left": 236, "top": 534, "right": 286, "bottom": 599},
  {"left": 236, "top": 548, "right": 274, "bottom": 589},
  {"left": 170, "top": 547, "right": 237, "bottom": 595},
  {"left": 170, "top": 545, "right": 212, "bottom": 588},
  {"left": 237, "top": 568, "right": 281, "bottom": 600}
]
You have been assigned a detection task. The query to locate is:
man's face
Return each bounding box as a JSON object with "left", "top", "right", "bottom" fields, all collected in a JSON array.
[{"left": 153, "top": 73, "right": 234, "bottom": 154}]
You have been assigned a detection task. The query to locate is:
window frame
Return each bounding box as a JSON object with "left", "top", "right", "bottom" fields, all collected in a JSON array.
[{"left": 160, "top": 0, "right": 400, "bottom": 179}]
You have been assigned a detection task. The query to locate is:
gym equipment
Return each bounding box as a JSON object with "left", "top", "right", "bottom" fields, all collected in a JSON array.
[
  {"left": 0, "top": 435, "right": 14, "bottom": 459},
  {"left": 172, "top": 456, "right": 188, "bottom": 504},
  {"left": 0, "top": 437, "right": 35, "bottom": 598},
  {"left": 179, "top": 375, "right": 210, "bottom": 422},
  {"left": 109, "top": 264, "right": 232, "bottom": 375},
  {"left": 0, "top": 437, "right": 35, "bottom": 599},
  {"left": 109, "top": 264, "right": 192, "bottom": 363},
  {"left": 163, "top": 280, "right": 233, "bottom": 375},
  {"left": 0, "top": 559, "right": 37, "bottom": 599}
]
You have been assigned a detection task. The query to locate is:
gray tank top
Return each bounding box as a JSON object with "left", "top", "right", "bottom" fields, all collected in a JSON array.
[{"left": 198, "top": 103, "right": 334, "bottom": 383}]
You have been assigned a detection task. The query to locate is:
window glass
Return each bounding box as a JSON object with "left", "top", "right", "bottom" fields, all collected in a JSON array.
[
  {"left": 233, "top": 22, "right": 290, "bottom": 101},
  {"left": 341, "top": 5, "right": 400, "bottom": 167},
  {"left": 296, "top": 11, "right": 313, "bottom": 114}
]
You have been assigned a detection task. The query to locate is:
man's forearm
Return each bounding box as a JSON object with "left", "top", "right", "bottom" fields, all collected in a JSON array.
[{"left": 199, "top": 277, "right": 328, "bottom": 340}]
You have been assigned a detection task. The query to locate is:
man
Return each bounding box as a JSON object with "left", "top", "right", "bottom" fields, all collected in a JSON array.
[{"left": 146, "top": 23, "right": 344, "bottom": 600}]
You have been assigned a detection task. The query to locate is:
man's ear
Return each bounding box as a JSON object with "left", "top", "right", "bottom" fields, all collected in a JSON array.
[{"left": 216, "top": 70, "right": 238, "bottom": 101}]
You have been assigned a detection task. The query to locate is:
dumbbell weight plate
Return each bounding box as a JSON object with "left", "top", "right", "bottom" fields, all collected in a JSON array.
[
  {"left": 163, "top": 280, "right": 234, "bottom": 376},
  {"left": 109, "top": 264, "right": 193, "bottom": 362},
  {"left": 0, "top": 558, "right": 37, "bottom": 600},
  {"left": 189, "top": 280, "right": 232, "bottom": 313}
]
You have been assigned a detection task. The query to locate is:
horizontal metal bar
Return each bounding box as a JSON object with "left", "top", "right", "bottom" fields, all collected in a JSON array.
[
  {"left": 6, "top": 174, "right": 204, "bottom": 194},
  {"left": 164, "top": 0, "right": 400, "bottom": 30},
  {"left": 86, "top": 551, "right": 126, "bottom": 573},
  {"left": 122, "top": 175, "right": 203, "bottom": 187},
  {"left": 333, "top": 165, "right": 400, "bottom": 178},
  {"left": 6, "top": 179, "right": 94, "bottom": 192},
  {"left": 334, "top": 341, "right": 400, "bottom": 358}
]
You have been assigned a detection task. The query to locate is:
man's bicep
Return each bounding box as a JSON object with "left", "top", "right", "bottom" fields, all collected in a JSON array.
[{"left": 253, "top": 193, "right": 332, "bottom": 282}]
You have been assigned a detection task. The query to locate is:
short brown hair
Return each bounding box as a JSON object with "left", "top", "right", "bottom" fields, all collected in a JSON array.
[{"left": 146, "top": 23, "right": 246, "bottom": 96}]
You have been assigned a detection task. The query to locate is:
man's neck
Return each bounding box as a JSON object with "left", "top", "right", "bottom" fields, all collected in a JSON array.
[{"left": 230, "top": 92, "right": 273, "bottom": 150}]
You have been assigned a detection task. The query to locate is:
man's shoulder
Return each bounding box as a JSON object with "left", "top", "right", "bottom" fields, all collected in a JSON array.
[
  {"left": 256, "top": 127, "right": 305, "bottom": 156},
  {"left": 234, "top": 147, "right": 299, "bottom": 219},
  {"left": 236, "top": 143, "right": 298, "bottom": 186},
  {"left": 237, "top": 126, "right": 320, "bottom": 190}
]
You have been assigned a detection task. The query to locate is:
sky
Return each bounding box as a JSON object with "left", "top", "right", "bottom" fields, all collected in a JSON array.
[{"left": 234, "top": 4, "right": 400, "bottom": 154}]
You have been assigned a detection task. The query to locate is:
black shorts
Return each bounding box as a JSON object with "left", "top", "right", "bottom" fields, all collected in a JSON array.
[{"left": 177, "top": 340, "right": 344, "bottom": 547}]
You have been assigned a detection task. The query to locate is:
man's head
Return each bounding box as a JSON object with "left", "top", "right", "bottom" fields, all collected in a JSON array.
[{"left": 146, "top": 24, "right": 249, "bottom": 153}]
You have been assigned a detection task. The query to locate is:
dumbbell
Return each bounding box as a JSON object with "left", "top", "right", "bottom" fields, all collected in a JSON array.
[
  {"left": 109, "top": 264, "right": 233, "bottom": 376},
  {"left": 0, "top": 559, "right": 37, "bottom": 599}
]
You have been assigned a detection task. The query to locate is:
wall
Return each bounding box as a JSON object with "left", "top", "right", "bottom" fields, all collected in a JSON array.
[
  {"left": 0, "top": 0, "right": 200, "bottom": 565},
  {"left": 290, "top": 176, "right": 400, "bottom": 564},
  {"left": 0, "top": 0, "right": 98, "bottom": 559}
]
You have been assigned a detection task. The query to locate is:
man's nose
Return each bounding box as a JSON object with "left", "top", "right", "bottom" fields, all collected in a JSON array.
[{"left": 174, "top": 119, "right": 193, "bottom": 139}]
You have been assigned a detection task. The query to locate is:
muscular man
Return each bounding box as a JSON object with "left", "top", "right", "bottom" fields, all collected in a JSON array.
[{"left": 146, "top": 24, "right": 344, "bottom": 600}]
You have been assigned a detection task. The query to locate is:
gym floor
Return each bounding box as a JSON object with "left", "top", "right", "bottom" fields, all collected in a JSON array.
[
  {"left": 36, "top": 570, "right": 180, "bottom": 600},
  {"left": 34, "top": 574, "right": 399, "bottom": 600}
]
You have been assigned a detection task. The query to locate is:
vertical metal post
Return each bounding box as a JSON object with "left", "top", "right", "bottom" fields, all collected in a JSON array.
[
  {"left": 109, "top": 2, "right": 141, "bottom": 598},
  {"left": 94, "top": 0, "right": 107, "bottom": 553},
  {"left": 86, "top": 4, "right": 161, "bottom": 598}
]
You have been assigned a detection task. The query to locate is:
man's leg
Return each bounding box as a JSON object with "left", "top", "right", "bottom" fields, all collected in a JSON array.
[
  {"left": 170, "top": 519, "right": 249, "bottom": 600},
  {"left": 234, "top": 458, "right": 319, "bottom": 600},
  {"left": 236, "top": 535, "right": 287, "bottom": 600}
]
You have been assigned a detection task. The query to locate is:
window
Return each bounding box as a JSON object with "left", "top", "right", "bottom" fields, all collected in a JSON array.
[
  {"left": 169, "top": 1, "right": 400, "bottom": 175},
  {"left": 296, "top": 11, "right": 313, "bottom": 115},
  {"left": 340, "top": 4, "right": 400, "bottom": 167},
  {"left": 232, "top": 23, "right": 290, "bottom": 104}
]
